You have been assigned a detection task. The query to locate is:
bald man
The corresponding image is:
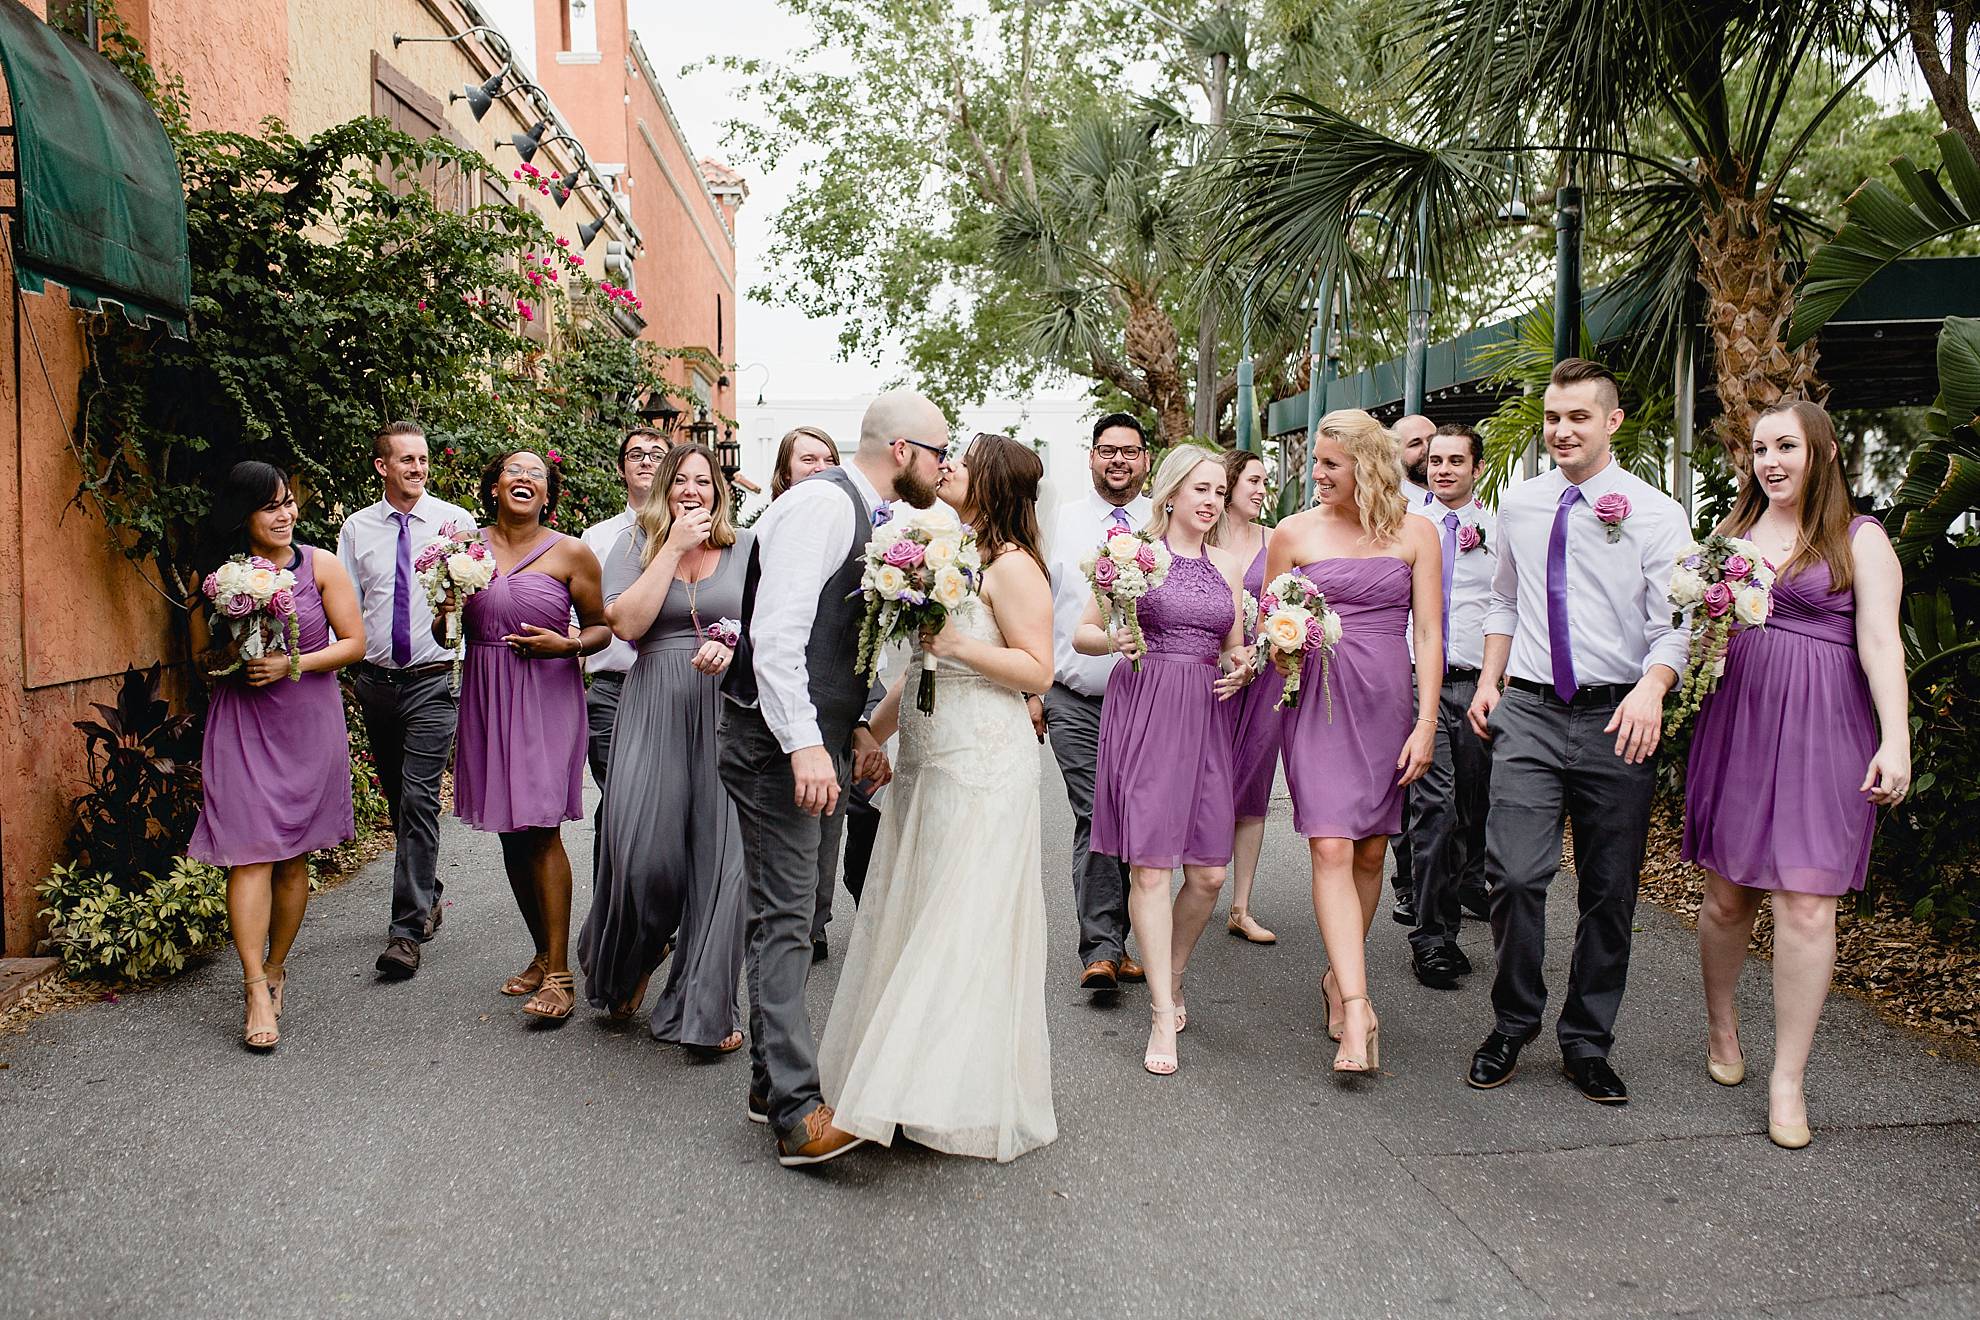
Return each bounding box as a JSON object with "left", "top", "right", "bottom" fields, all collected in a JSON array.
[{"left": 720, "top": 388, "right": 949, "bottom": 1167}]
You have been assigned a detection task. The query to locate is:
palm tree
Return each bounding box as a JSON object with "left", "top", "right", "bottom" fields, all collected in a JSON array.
[{"left": 1216, "top": 1, "right": 1898, "bottom": 458}]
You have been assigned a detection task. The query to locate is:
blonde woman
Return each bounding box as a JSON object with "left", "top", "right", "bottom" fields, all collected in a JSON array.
[
  {"left": 1264, "top": 410, "right": 1442, "bottom": 1075},
  {"left": 577, "top": 443, "right": 754, "bottom": 1054},
  {"left": 1077, "top": 445, "right": 1251, "bottom": 1075}
]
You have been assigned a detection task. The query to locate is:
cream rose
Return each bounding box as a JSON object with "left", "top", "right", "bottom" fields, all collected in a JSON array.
[
  {"left": 1668, "top": 567, "right": 1707, "bottom": 606},
  {"left": 1733, "top": 585, "right": 1769, "bottom": 627},
  {"left": 930, "top": 565, "right": 969, "bottom": 608},
  {"left": 923, "top": 537, "right": 959, "bottom": 569},
  {"left": 1261, "top": 608, "right": 1311, "bottom": 653},
  {"left": 871, "top": 564, "right": 909, "bottom": 598},
  {"left": 245, "top": 567, "right": 277, "bottom": 598}
]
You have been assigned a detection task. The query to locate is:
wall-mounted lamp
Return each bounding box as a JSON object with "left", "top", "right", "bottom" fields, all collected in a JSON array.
[
  {"left": 391, "top": 25, "right": 514, "bottom": 65},
  {"left": 553, "top": 175, "right": 608, "bottom": 210},
  {"left": 455, "top": 65, "right": 539, "bottom": 122},
  {"left": 577, "top": 214, "right": 610, "bottom": 248}
]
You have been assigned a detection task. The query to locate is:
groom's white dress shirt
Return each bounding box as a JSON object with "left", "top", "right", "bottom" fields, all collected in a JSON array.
[
  {"left": 748, "top": 462, "right": 885, "bottom": 754},
  {"left": 1485, "top": 458, "right": 1691, "bottom": 688},
  {"left": 1048, "top": 488, "right": 1153, "bottom": 698}
]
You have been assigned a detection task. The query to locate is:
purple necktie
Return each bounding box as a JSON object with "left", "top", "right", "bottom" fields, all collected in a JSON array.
[
  {"left": 1441, "top": 511, "right": 1459, "bottom": 665},
  {"left": 1546, "top": 486, "right": 1582, "bottom": 702},
  {"left": 1109, "top": 506, "right": 1131, "bottom": 531},
  {"left": 391, "top": 510, "right": 413, "bottom": 667}
]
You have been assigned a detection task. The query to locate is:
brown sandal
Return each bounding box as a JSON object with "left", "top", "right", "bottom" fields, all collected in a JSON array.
[
  {"left": 606, "top": 971, "right": 653, "bottom": 1022},
  {"left": 687, "top": 1029, "right": 746, "bottom": 1057},
  {"left": 522, "top": 970, "right": 576, "bottom": 1021},
  {"left": 501, "top": 954, "right": 550, "bottom": 997},
  {"left": 242, "top": 975, "right": 279, "bottom": 1051}
]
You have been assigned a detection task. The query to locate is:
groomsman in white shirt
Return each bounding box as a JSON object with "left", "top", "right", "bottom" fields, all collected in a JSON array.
[
  {"left": 578, "top": 425, "right": 667, "bottom": 790},
  {"left": 337, "top": 420, "right": 475, "bottom": 980},
  {"left": 1465, "top": 359, "right": 1691, "bottom": 1104},
  {"left": 1388, "top": 412, "right": 1439, "bottom": 925},
  {"left": 1035, "top": 413, "right": 1152, "bottom": 991},
  {"left": 1404, "top": 423, "right": 1495, "bottom": 988}
]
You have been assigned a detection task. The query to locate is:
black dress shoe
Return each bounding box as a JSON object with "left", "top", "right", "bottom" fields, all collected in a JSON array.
[
  {"left": 1466, "top": 1029, "right": 1535, "bottom": 1089},
  {"left": 1411, "top": 945, "right": 1461, "bottom": 989},
  {"left": 812, "top": 937, "right": 829, "bottom": 963},
  {"left": 1459, "top": 888, "right": 1491, "bottom": 921},
  {"left": 1563, "top": 1056, "right": 1629, "bottom": 1105},
  {"left": 1391, "top": 892, "right": 1419, "bottom": 926},
  {"left": 1441, "top": 942, "right": 1473, "bottom": 975}
]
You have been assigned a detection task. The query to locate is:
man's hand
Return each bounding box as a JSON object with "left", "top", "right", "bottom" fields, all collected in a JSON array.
[
  {"left": 1467, "top": 682, "right": 1501, "bottom": 741},
  {"left": 790, "top": 745, "right": 840, "bottom": 817},
  {"left": 852, "top": 727, "right": 892, "bottom": 789},
  {"left": 1027, "top": 695, "right": 1047, "bottom": 743},
  {"left": 1605, "top": 675, "right": 1669, "bottom": 764}
]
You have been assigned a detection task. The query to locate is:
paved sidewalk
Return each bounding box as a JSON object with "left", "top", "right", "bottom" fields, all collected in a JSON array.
[{"left": 2, "top": 751, "right": 1976, "bottom": 1319}]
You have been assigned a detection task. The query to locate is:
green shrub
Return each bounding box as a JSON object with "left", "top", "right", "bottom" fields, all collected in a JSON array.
[
  {"left": 1873, "top": 653, "right": 1980, "bottom": 929},
  {"left": 345, "top": 690, "right": 391, "bottom": 832},
  {"left": 37, "top": 857, "right": 230, "bottom": 982},
  {"left": 68, "top": 665, "right": 204, "bottom": 887}
]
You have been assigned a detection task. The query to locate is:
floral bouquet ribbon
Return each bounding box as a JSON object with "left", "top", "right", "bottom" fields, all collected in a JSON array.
[
  {"left": 1664, "top": 534, "right": 1776, "bottom": 735},
  {"left": 1256, "top": 570, "right": 1343, "bottom": 717},
  {"left": 414, "top": 522, "right": 497, "bottom": 693},
  {"left": 203, "top": 554, "right": 301, "bottom": 680},
  {"left": 855, "top": 506, "right": 983, "bottom": 714},
  {"left": 1079, "top": 527, "right": 1172, "bottom": 673}
]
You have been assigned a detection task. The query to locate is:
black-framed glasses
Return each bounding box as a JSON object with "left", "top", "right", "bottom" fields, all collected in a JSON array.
[
  {"left": 1093, "top": 444, "right": 1145, "bottom": 461},
  {"left": 894, "top": 437, "right": 949, "bottom": 458},
  {"left": 623, "top": 447, "right": 666, "bottom": 466}
]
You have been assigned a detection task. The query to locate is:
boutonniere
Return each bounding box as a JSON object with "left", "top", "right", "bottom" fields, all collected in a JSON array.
[
  {"left": 1593, "top": 492, "right": 1632, "bottom": 544},
  {"left": 1456, "top": 523, "right": 1485, "bottom": 554}
]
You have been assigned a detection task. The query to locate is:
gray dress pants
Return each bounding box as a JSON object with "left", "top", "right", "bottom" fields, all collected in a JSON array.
[
  {"left": 1483, "top": 685, "right": 1656, "bottom": 1061},
  {"left": 584, "top": 670, "right": 626, "bottom": 791},
  {"left": 350, "top": 666, "right": 456, "bottom": 943},
  {"left": 1042, "top": 683, "right": 1130, "bottom": 966},
  {"left": 1408, "top": 675, "right": 1491, "bottom": 954},
  {"left": 719, "top": 704, "right": 842, "bottom": 1136}
]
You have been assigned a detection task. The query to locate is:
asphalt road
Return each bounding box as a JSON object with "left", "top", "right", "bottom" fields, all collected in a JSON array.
[{"left": 3, "top": 751, "right": 1977, "bottom": 1319}]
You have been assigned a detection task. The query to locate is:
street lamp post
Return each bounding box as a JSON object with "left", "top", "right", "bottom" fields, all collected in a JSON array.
[{"left": 1403, "top": 191, "right": 1431, "bottom": 416}]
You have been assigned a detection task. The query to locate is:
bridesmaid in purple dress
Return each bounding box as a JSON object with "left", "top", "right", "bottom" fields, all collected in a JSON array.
[
  {"left": 1265, "top": 410, "right": 1442, "bottom": 1077},
  {"left": 1079, "top": 444, "right": 1251, "bottom": 1075},
  {"left": 443, "top": 450, "right": 611, "bottom": 1023},
  {"left": 1684, "top": 401, "right": 1909, "bottom": 1149},
  {"left": 1216, "top": 448, "right": 1282, "bottom": 945},
  {"left": 189, "top": 462, "right": 365, "bottom": 1051}
]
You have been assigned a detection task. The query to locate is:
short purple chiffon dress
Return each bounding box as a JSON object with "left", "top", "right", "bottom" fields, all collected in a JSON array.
[
  {"left": 1091, "top": 546, "right": 1237, "bottom": 869},
  {"left": 452, "top": 531, "right": 586, "bottom": 833},
  {"left": 189, "top": 546, "right": 355, "bottom": 867},
  {"left": 1227, "top": 543, "right": 1285, "bottom": 819},
  {"left": 1682, "top": 517, "right": 1881, "bottom": 895},
  {"left": 1281, "top": 556, "right": 1413, "bottom": 839}
]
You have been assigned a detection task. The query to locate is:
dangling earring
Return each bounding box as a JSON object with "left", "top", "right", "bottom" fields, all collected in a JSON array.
[{"left": 1163, "top": 502, "right": 1174, "bottom": 514}]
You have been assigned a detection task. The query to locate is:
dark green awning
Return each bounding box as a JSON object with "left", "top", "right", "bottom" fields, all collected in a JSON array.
[{"left": 0, "top": 1, "right": 188, "bottom": 336}]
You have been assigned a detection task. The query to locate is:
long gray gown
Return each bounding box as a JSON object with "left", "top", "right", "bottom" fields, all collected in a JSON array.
[{"left": 577, "top": 528, "right": 750, "bottom": 1047}]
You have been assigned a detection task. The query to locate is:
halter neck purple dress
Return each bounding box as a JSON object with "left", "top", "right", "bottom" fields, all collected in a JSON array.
[
  {"left": 188, "top": 546, "right": 354, "bottom": 866},
  {"left": 1226, "top": 542, "right": 1285, "bottom": 819},
  {"left": 1682, "top": 518, "right": 1881, "bottom": 894},
  {"left": 1091, "top": 547, "right": 1236, "bottom": 869},
  {"left": 452, "top": 530, "right": 586, "bottom": 833},
  {"left": 1281, "top": 556, "right": 1413, "bottom": 839}
]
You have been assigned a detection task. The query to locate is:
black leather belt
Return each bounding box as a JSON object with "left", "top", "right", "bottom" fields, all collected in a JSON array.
[
  {"left": 355, "top": 660, "right": 452, "bottom": 684},
  {"left": 1507, "top": 676, "right": 1633, "bottom": 707},
  {"left": 1444, "top": 667, "right": 1482, "bottom": 684}
]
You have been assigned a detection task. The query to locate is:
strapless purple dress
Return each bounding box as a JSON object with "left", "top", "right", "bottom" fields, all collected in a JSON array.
[
  {"left": 1683, "top": 518, "right": 1880, "bottom": 894},
  {"left": 1281, "top": 556, "right": 1413, "bottom": 839},
  {"left": 452, "top": 531, "right": 586, "bottom": 833},
  {"left": 1226, "top": 544, "right": 1285, "bottom": 819},
  {"left": 1091, "top": 548, "right": 1236, "bottom": 868},
  {"left": 188, "top": 545, "right": 354, "bottom": 866}
]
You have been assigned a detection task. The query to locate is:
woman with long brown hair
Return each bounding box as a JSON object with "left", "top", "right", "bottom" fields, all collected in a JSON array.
[
  {"left": 576, "top": 443, "right": 754, "bottom": 1054},
  {"left": 1684, "top": 400, "right": 1909, "bottom": 1148},
  {"left": 1216, "top": 447, "right": 1283, "bottom": 944},
  {"left": 818, "top": 433, "right": 1060, "bottom": 1161}
]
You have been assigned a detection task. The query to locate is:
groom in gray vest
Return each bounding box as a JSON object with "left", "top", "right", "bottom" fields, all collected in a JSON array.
[{"left": 719, "top": 389, "right": 949, "bottom": 1167}]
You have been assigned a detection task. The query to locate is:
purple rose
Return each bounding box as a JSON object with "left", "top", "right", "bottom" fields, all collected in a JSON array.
[
  {"left": 1303, "top": 618, "right": 1326, "bottom": 652},
  {"left": 414, "top": 544, "right": 446, "bottom": 573},
  {"left": 247, "top": 555, "right": 277, "bottom": 570},
  {"left": 1259, "top": 593, "right": 1278, "bottom": 614},
  {"left": 1703, "top": 581, "right": 1733, "bottom": 617},
  {"left": 266, "top": 588, "right": 295, "bottom": 617},
  {"left": 1722, "top": 554, "right": 1752, "bottom": 581},
  {"left": 1456, "top": 524, "right": 1482, "bottom": 553},
  {"left": 223, "top": 593, "right": 255, "bottom": 618},
  {"left": 882, "top": 538, "right": 924, "bottom": 569},
  {"left": 201, "top": 573, "right": 220, "bottom": 599},
  {"left": 1593, "top": 492, "right": 1632, "bottom": 526},
  {"left": 1092, "top": 555, "right": 1119, "bottom": 589},
  {"left": 1134, "top": 543, "right": 1158, "bottom": 572}
]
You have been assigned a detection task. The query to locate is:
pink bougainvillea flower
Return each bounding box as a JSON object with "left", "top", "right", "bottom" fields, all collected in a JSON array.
[
  {"left": 556, "top": 237, "right": 570, "bottom": 247},
  {"left": 445, "top": 447, "right": 456, "bottom": 455},
  {"left": 416, "top": 299, "right": 426, "bottom": 310},
  {"left": 571, "top": 256, "right": 584, "bottom": 266},
  {"left": 517, "top": 301, "right": 534, "bottom": 322},
  {"left": 548, "top": 449, "right": 562, "bottom": 463},
  {"left": 546, "top": 270, "right": 558, "bottom": 281}
]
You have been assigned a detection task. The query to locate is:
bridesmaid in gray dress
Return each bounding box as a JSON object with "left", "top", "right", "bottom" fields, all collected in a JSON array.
[{"left": 577, "top": 444, "right": 752, "bottom": 1053}]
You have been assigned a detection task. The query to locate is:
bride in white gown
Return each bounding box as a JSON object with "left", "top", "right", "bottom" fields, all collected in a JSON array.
[{"left": 818, "top": 433, "right": 1059, "bottom": 1162}]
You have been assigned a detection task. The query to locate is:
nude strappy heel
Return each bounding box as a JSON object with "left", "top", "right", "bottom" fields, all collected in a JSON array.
[
  {"left": 1333, "top": 994, "right": 1379, "bottom": 1074},
  {"left": 241, "top": 975, "right": 278, "bottom": 1052},
  {"left": 1144, "top": 1006, "right": 1179, "bottom": 1076}
]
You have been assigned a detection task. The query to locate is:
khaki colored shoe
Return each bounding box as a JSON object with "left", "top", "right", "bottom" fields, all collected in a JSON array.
[{"left": 776, "top": 1105, "right": 867, "bottom": 1168}]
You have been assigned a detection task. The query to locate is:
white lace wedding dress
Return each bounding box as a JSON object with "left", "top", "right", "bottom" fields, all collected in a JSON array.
[{"left": 817, "top": 599, "right": 1056, "bottom": 1162}]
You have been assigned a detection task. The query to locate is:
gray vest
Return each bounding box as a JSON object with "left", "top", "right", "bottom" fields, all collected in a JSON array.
[{"left": 724, "top": 464, "right": 876, "bottom": 752}]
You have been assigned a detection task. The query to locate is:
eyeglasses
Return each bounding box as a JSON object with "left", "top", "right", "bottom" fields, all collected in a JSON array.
[
  {"left": 623, "top": 447, "right": 666, "bottom": 466},
  {"left": 1093, "top": 445, "right": 1145, "bottom": 461},
  {"left": 895, "top": 437, "right": 949, "bottom": 458},
  {"left": 501, "top": 463, "right": 549, "bottom": 480}
]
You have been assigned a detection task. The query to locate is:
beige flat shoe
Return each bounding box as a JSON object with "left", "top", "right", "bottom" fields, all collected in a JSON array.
[
  {"left": 1228, "top": 908, "right": 1278, "bottom": 944},
  {"left": 1768, "top": 1120, "right": 1811, "bottom": 1149},
  {"left": 1708, "top": 1055, "right": 1745, "bottom": 1086}
]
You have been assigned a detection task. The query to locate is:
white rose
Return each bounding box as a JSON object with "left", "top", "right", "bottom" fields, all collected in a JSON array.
[
  {"left": 1668, "top": 567, "right": 1707, "bottom": 606},
  {"left": 449, "top": 553, "right": 494, "bottom": 591},
  {"left": 1321, "top": 609, "right": 1344, "bottom": 645},
  {"left": 245, "top": 567, "right": 277, "bottom": 598},
  {"left": 907, "top": 506, "right": 959, "bottom": 536},
  {"left": 924, "top": 537, "right": 958, "bottom": 569},
  {"left": 1733, "top": 585, "right": 1769, "bottom": 627},
  {"left": 871, "top": 564, "right": 909, "bottom": 599},
  {"left": 930, "top": 565, "right": 970, "bottom": 609},
  {"left": 1107, "top": 537, "right": 1140, "bottom": 567}
]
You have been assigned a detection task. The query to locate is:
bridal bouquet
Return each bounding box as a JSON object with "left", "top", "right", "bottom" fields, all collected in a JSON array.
[
  {"left": 415, "top": 522, "right": 497, "bottom": 693},
  {"left": 203, "top": 555, "right": 301, "bottom": 680},
  {"left": 1256, "top": 571, "right": 1343, "bottom": 716},
  {"left": 1079, "top": 527, "right": 1171, "bottom": 672},
  {"left": 1663, "top": 534, "right": 1777, "bottom": 734},
  {"left": 855, "top": 506, "right": 983, "bottom": 714}
]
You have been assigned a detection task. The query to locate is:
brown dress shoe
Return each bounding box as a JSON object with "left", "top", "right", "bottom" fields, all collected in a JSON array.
[
  {"left": 1080, "top": 959, "right": 1119, "bottom": 990},
  {"left": 776, "top": 1104, "right": 867, "bottom": 1168},
  {"left": 1118, "top": 956, "right": 1146, "bottom": 983}
]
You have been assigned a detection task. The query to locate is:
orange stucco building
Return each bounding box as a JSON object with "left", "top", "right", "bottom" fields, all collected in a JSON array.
[{"left": 0, "top": 0, "right": 739, "bottom": 953}]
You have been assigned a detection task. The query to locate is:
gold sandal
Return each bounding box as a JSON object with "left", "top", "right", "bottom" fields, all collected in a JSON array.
[
  {"left": 501, "top": 953, "right": 550, "bottom": 997},
  {"left": 522, "top": 970, "right": 576, "bottom": 1021},
  {"left": 242, "top": 975, "right": 279, "bottom": 1052}
]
